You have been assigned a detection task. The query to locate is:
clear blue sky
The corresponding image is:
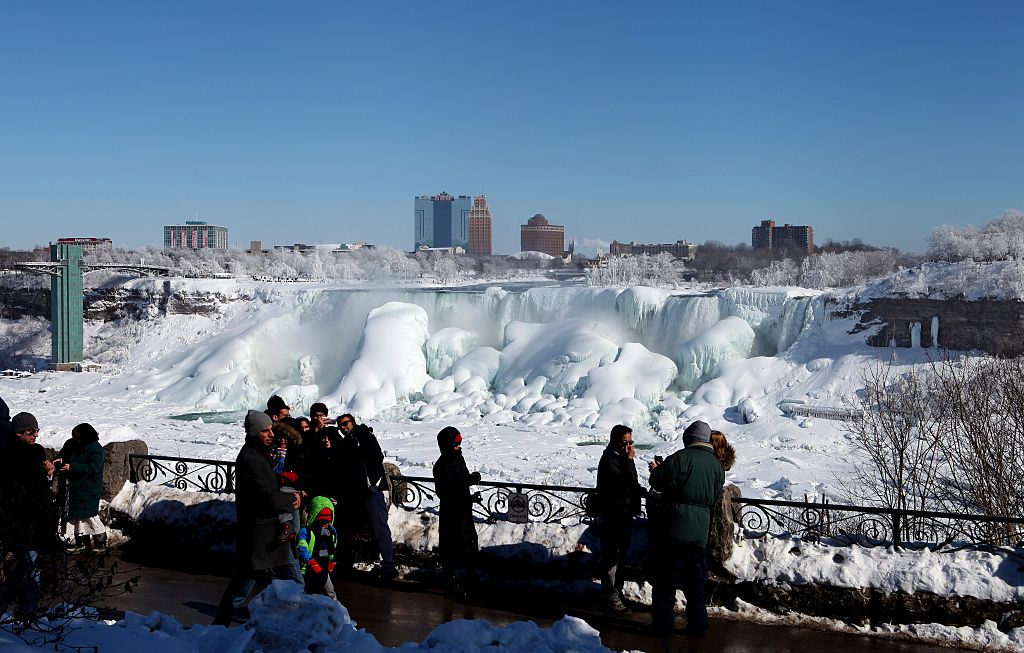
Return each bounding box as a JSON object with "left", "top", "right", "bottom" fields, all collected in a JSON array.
[{"left": 1, "top": 1, "right": 1022, "bottom": 254}]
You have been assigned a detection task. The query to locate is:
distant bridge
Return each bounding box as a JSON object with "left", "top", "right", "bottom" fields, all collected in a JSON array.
[{"left": 11, "top": 262, "right": 171, "bottom": 277}]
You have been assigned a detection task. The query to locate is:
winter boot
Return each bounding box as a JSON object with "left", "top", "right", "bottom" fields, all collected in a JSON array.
[{"left": 90, "top": 533, "right": 108, "bottom": 552}]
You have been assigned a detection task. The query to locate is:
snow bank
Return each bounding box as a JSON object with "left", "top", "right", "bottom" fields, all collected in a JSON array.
[{"left": 42, "top": 579, "right": 617, "bottom": 653}]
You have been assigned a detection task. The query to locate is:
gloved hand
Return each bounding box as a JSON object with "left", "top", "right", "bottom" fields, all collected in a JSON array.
[
  {"left": 281, "top": 471, "right": 298, "bottom": 485},
  {"left": 328, "top": 562, "right": 336, "bottom": 573},
  {"left": 469, "top": 471, "right": 481, "bottom": 484},
  {"left": 471, "top": 491, "right": 483, "bottom": 504},
  {"left": 308, "top": 560, "right": 323, "bottom": 574}
]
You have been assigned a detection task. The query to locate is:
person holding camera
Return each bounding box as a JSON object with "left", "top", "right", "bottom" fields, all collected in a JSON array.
[
  {"left": 54, "top": 423, "right": 107, "bottom": 551},
  {"left": 432, "top": 426, "right": 482, "bottom": 599},
  {"left": 595, "top": 424, "right": 647, "bottom": 614}
]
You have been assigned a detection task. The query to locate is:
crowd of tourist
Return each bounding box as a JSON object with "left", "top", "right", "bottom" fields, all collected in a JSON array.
[{"left": 1, "top": 392, "right": 734, "bottom": 640}]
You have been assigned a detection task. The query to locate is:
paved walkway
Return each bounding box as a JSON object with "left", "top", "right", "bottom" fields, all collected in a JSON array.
[{"left": 101, "top": 559, "right": 973, "bottom": 653}]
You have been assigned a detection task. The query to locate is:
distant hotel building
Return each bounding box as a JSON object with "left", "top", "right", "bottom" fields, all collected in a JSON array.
[
  {"left": 164, "top": 221, "right": 229, "bottom": 250},
  {"left": 752, "top": 220, "right": 814, "bottom": 254},
  {"left": 467, "top": 196, "right": 492, "bottom": 256},
  {"left": 520, "top": 214, "right": 564, "bottom": 257},
  {"left": 56, "top": 237, "right": 113, "bottom": 253},
  {"left": 414, "top": 192, "right": 471, "bottom": 250},
  {"left": 609, "top": 239, "right": 697, "bottom": 260}
]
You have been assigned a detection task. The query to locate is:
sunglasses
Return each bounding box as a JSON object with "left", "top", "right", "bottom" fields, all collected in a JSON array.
[
  {"left": 338, "top": 420, "right": 354, "bottom": 427},
  {"left": 20, "top": 429, "right": 39, "bottom": 436}
]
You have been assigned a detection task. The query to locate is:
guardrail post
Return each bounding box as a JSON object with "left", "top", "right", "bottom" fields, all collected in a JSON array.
[
  {"left": 128, "top": 454, "right": 138, "bottom": 483},
  {"left": 891, "top": 510, "right": 902, "bottom": 549},
  {"left": 226, "top": 464, "right": 234, "bottom": 494}
]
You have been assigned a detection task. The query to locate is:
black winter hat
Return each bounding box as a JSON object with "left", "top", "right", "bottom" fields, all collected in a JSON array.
[
  {"left": 436, "top": 426, "right": 462, "bottom": 453},
  {"left": 267, "top": 395, "right": 289, "bottom": 413}
]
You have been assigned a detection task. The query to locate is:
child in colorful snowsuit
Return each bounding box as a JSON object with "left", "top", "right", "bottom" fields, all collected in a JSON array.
[{"left": 296, "top": 495, "right": 338, "bottom": 595}]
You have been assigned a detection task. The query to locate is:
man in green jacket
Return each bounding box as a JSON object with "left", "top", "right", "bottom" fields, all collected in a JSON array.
[{"left": 647, "top": 420, "right": 725, "bottom": 639}]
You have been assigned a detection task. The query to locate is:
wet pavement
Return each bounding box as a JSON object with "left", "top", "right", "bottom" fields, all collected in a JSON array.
[{"left": 101, "top": 558, "right": 974, "bottom": 653}]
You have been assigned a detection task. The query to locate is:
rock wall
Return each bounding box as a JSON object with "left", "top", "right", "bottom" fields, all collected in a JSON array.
[
  {"left": 0, "top": 281, "right": 226, "bottom": 322},
  {"left": 845, "top": 298, "right": 1024, "bottom": 356}
]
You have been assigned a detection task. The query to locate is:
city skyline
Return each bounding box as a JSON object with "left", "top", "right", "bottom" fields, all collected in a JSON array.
[{"left": 1, "top": 2, "right": 1022, "bottom": 254}]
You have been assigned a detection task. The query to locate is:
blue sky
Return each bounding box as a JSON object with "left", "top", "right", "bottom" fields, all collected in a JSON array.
[{"left": 1, "top": 2, "right": 1022, "bottom": 254}]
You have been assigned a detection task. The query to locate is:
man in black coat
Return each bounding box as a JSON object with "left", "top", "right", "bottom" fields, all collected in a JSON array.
[
  {"left": 432, "top": 426, "right": 481, "bottom": 597},
  {"left": 212, "top": 410, "right": 303, "bottom": 626},
  {"left": 337, "top": 413, "right": 396, "bottom": 580},
  {"left": 596, "top": 424, "right": 646, "bottom": 614},
  {"left": 302, "top": 403, "right": 342, "bottom": 501},
  {"left": 0, "top": 396, "right": 12, "bottom": 450},
  {"left": 1, "top": 411, "right": 57, "bottom": 618}
]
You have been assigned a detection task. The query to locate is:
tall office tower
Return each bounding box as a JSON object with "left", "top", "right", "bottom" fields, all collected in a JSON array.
[
  {"left": 520, "top": 214, "right": 565, "bottom": 257},
  {"left": 467, "top": 195, "right": 492, "bottom": 256},
  {"left": 164, "top": 220, "right": 229, "bottom": 250},
  {"left": 414, "top": 192, "right": 472, "bottom": 250}
]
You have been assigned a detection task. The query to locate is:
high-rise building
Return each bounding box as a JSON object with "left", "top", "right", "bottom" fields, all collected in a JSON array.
[
  {"left": 164, "top": 221, "right": 229, "bottom": 250},
  {"left": 467, "top": 195, "right": 492, "bottom": 256},
  {"left": 520, "top": 214, "right": 564, "bottom": 257},
  {"left": 414, "top": 192, "right": 472, "bottom": 250},
  {"left": 752, "top": 220, "right": 814, "bottom": 254}
]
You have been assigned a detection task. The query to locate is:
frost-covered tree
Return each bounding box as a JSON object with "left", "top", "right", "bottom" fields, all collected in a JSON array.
[
  {"left": 585, "top": 253, "right": 680, "bottom": 287},
  {"left": 928, "top": 210, "right": 1024, "bottom": 262}
]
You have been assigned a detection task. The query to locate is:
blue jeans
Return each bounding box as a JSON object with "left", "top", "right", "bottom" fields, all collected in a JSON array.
[
  {"left": 651, "top": 544, "right": 708, "bottom": 635},
  {"left": 365, "top": 490, "right": 395, "bottom": 571},
  {"left": 212, "top": 557, "right": 303, "bottom": 625}
]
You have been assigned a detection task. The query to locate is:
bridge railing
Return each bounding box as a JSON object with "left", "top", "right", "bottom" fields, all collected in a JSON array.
[{"left": 127, "top": 454, "right": 1024, "bottom": 555}]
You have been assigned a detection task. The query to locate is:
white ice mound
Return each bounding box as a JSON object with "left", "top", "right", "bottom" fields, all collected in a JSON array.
[
  {"left": 737, "top": 396, "right": 762, "bottom": 423},
  {"left": 452, "top": 347, "right": 501, "bottom": 388},
  {"left": 424, "top": 327, "right": 479, "bottom": 378},
  {"left": 675, "top": 316, "right": 755, "bottom": 390},
  {"left": 584, "top": 342, "right": 677, "bottom": 409},
  {"left": 325, "top": 302, "right": 431, "bottom": 418},
  {"left": 495, "top": 319, "right": 621, "bottom": 398},
  {"left": 614, "top": 286, "right": 670, "bottom": 331}
]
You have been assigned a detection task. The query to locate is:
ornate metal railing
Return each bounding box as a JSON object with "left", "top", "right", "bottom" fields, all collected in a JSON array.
[
  {"left": 123, "top": 454, "right": 1024, "bottom": 554},
  {"left": 394, "top": 475, "right": 596, "bottom": 525},
  {"left": 734, "top": 496, "right": 1024, "bottom": 554},
  {"left": 129, "top": 454, "right": 235, "bottom": 493}
]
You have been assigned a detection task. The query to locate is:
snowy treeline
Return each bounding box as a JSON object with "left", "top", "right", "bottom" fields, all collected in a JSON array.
[
  {"left": 750, "top": 250, "right": 900, "bottom": 289},
  {"left": 85, "top": 246, "right": 423, "bottom": 281},
  {"left": 928, "top": 210, "right": 1024, "bottom": 262},
  {"left": 585, "top": 253, "right": 680, "bottom": 287}
]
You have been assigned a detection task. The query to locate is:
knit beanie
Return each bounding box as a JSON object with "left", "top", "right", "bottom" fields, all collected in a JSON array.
[
  {"left": 72, "top": 422, "right": 100, "bottom": 444},
  {"left": 244, "top": 409, "right": 273, "bottom": 438},
  {"left": 683, "top": 420, "right": 712, "bottom": 445},
  {"left": 436, "top": 426, "right": 461, "bottom": 453},
  {"left": 11, "top": 412, "right": 38, "bottom": 433}
]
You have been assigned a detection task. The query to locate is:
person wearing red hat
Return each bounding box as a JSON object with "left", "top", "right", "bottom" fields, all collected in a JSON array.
[{"left": 432, "top": 426, "right": 482, "bottom": 599}]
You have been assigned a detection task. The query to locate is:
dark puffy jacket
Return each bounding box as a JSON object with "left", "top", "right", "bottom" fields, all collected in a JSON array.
[
  {"left": 0, "top": 396, "right": 11, "bottom": 450},
  {"left": 234, "top": 437, "right": 297, "bottom": 571},
  {"left": 303, "top": 426, "right": 343, "bottom": 501},
  {"left": 63, "top": 431, "right": 105, "bottom": 520},
  {"left": 648, "top": 443, "right": 725, "bottom": 548},
  {"left": 596, "top": 445, "right": 645, "bottom": 517},
  {"left": 432, "top": 449, "right": 480, "bottom": 567},
  {"left": 340, "top": 424, "right": 387, "bottom": 499},
  {"left": 2, "top": 438, "right": 57, "bottom": 551}
]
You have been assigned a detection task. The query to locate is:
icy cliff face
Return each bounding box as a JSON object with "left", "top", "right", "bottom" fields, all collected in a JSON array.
[{"left": 88, "top": 282, "right": 821, "bottom": 431}]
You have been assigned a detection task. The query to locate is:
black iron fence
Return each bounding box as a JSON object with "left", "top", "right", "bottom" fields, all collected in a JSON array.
[
  {"left": 129, "top": 454, "right": 236, "bottom": 493},
  {"left": 127, "top": 454, "right": 1024, "bottom": 555}
]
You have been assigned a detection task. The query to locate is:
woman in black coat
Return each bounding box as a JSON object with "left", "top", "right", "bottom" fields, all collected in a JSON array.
[{"left": 432, "top": 426, "right": 481, "bottom": 597}]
